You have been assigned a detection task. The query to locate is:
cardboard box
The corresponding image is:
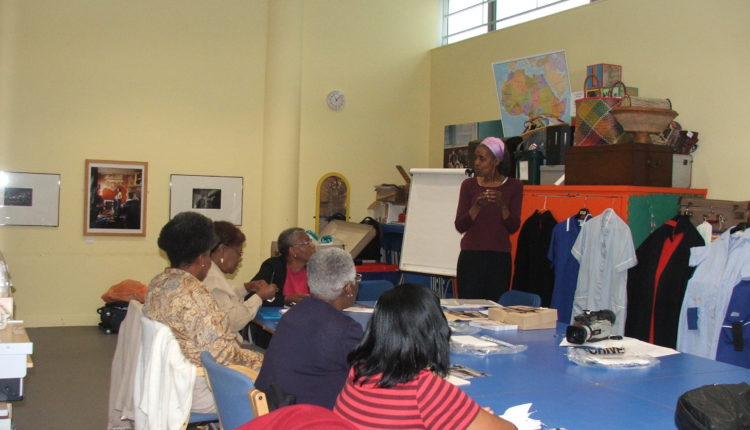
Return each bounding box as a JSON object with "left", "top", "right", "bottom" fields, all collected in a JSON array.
[
  {"left": 367, "top": 201, "right": 405, "bottom": 224},
  {"left": 488, "top": 306, "right": 557, "bottom": 330},
  {"left": 319, "top": 220, "right": 376, "bottom": 259},
  {"left": 585, "top": 63, "right": 622, "bottom": 89},
  {"left": 373, "top": 165, "right": 412, "bottom": 205},
  {"left": 374, "top": 185, "right": 406, "bottom": 204}
]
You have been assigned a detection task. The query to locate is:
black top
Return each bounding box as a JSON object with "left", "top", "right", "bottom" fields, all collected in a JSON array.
[{"left": 249, "top": 256, "right": 287, "bottom": 307}]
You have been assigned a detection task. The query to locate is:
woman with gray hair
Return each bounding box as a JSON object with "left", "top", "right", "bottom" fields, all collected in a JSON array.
[
  {"left": 247, "top": 227, "right": 316, "bottom": 307},
  {"left": 255, "top": 247, "right": 363, "bottom": 410}
]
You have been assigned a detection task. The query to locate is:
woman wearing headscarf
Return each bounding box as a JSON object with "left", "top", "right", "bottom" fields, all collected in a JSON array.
[{"left": 454, "top": 137, "right": 523, "bottom": 301}]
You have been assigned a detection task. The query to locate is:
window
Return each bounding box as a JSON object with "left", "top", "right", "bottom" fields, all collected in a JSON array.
[{"left": 443, "top": 0, "right": 591, "bottom": 45}]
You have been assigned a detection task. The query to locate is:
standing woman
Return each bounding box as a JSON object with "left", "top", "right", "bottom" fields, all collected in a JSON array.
[{"left": 454, "top": 137, "right": 523, "bottom": 300}]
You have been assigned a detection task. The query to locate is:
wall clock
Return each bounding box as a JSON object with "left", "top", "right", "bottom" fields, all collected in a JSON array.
[{"left": 326, "top": 90, "right": 345, "bottom": 111}]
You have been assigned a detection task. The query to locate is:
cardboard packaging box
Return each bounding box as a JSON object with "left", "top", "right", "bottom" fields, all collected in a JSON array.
[
  {"left": 488, "top": 306, "right": 557, "bottom": 330},
  {"left": 319, "top": 220, "right": 376, "bottom": 259},
  {"left": 585, "top": 63, "right": 622, "bottom": 89}
]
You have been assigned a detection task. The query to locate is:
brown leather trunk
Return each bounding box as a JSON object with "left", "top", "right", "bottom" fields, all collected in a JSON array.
[{"left": 565, "top": 143, "right": 673, "bottom": 186}]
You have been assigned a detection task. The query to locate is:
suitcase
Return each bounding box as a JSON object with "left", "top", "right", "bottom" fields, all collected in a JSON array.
[
  {"left": 565, "top": 143, "right": 673, "bottom": 186},
  {"left": 97, "top": 301, "right": 129, "bottom": 334}
]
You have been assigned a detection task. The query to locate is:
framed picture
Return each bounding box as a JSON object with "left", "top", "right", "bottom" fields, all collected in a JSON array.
[
  {"left": 169, "top": 175, "right": 243, "bottom": 225},
  {"left": 84, "top": 159, "right": 148, "bottom": 236},
  {"left": 0, "top": 171, "right": 61, "bottom": 227}
]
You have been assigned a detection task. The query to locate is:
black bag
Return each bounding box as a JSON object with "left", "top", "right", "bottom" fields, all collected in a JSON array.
[
  {"left": 265, "top": 382, "right": 296, "bottom": 412},
  {"left": 97, "top": 301, "right": 129, "bottom": 334},
  {"left": 357, "top": 217, "right": 382, "bottom": 263},
  {"left": 675, "top": 383, "right": 750, "bottom": 429}
]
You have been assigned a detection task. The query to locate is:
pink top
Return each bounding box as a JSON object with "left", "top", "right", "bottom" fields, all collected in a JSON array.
[{"left": 284, "top": 265, "right": 310, "bottom": 296}]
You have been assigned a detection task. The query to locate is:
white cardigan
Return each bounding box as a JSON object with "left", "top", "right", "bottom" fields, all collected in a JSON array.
[{"left": 134, "top": 316, "right": 197, "bottom": 430}]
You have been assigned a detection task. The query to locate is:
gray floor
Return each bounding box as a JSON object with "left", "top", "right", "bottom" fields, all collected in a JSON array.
[{"left": 12, "top": 326, "right": 117, "bottom": 430}]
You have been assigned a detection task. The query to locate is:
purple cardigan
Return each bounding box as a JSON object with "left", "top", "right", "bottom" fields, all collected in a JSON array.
[{"left": 454, "top": 177, "right": 523, "bottom": 253}]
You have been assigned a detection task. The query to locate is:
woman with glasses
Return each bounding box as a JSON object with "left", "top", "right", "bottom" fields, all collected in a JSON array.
[
  {"left": 255, "top": 247, "right": 363, "bottom": 409},
  {"left": 203, "top": 221, "right": 278, "bottom": 342},
  {"left": 248, "top": 227, "right": 317, "bottom": 307}
]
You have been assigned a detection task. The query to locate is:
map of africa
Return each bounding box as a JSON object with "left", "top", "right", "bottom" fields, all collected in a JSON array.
[{"left": 492, "top": 50, "right": 571, "bottom": 138}]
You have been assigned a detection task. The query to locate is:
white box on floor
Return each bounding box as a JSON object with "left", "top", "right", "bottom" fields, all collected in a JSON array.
[
  {"left": 673, "top": 154, "right": 692, "bottom": 188},
  {"left": 0, "top": 323, "right": 33, "bottom": 378}
]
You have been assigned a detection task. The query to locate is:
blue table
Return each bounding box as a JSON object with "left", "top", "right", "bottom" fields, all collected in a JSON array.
[
  {"left": 254, "top": 311, "right": 749, "bottom": 429},
  {"left": 452, "top": 323, "right": 750, "bottom": 429}
]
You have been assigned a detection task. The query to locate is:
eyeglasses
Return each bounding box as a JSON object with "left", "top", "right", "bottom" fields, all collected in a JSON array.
[
  {"left": 292, "top": 241, "right": 313, "bottom": 247},
  {"left": 354, "top": 274, "right": 362, "bottom": 285}
]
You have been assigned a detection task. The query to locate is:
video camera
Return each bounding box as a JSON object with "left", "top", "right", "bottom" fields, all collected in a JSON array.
[{"left": 566, "top": 309, "right": 616, "bottom": 345}]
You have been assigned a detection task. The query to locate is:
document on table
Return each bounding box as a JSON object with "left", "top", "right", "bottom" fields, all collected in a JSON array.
[
  {"left": 559, "top": 336, "right": 679, "bottom": 357},
  {"left": 343, "top": 306, "right": 374, "bottom": 313},
  {"left": 451, "top": 335, "right": 499, "bottom": 348},
  {"left": 441, "top": 299, "right": 501, "bottom": 309},
  {"left": 500, "top": 403, "right": 543, "bottom": 430}
]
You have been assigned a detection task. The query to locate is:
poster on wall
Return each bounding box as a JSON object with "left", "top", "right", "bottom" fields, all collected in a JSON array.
[
  {"left": 443, "top": 119, "right": 503, "bottom": 169},
  {"left": 492, "top": 50, "right": 571, "bottom": 138},
  {"left": 84, "top": 160, "right": 147, "bottom": 236},
  {"left": 0, "top": 171, "right": 61, "bottom": 227},
  {"left": 169, "top": 175, "right": 243, "bottom": 225}
]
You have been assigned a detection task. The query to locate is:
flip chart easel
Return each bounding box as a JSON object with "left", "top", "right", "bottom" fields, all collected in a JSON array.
[{"left": 399, "top": 168, "right": 470, "bottom": 277}]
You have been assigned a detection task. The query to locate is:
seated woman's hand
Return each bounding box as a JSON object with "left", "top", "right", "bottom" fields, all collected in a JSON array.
[
  {"left": 254, "top": 282, "right": 278, "bottom": 301},
  {"left": 245, "top": 279, "right": 268, "bottom": 293}
]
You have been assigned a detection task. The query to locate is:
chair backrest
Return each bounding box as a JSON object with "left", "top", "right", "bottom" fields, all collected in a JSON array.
[
  {"left": 200, "top": 351, "right": 267, "bottom": 430},
  {"left": 499, "top": 290, "right": 542, "bottom": 307},
  {"left": 356, "top": 279, "right": 395, "bottom": 302},
  {"left": 135, "top": 316, "right": 197, "bottom": 430}
]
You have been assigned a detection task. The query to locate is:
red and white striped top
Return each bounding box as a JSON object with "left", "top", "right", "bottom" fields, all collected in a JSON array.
[{"left": 334, "top": 368, "right": 480, "bottom": 430}]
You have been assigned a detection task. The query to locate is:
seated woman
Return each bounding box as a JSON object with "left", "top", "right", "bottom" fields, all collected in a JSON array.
[
  {"left": 248, "top": 227, "right": 316, "bottom": 307},
  {"left": 144, "top": 212, "right": 264, "bottom": 414},
  {"left": 334, "top": 284, "right": 516, "bottom": 430},
  {"left": 255, "top": 247, "right": 363, "bottom": 409},
  {"left": 204, "top": 221, "right": 277, "bottom": 342}
]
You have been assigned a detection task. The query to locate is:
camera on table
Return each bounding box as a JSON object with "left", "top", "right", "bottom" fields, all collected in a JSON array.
[{"left": 566, "top": 309, "right": 616, "bottom": 344}]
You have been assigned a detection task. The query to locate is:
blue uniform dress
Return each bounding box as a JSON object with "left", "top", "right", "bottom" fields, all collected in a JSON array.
[
  {"left": 548, "top": 215, "right": 590, "bottom": 323},
  {"left": 716, "top": 278, "right": 750, "bottom": 368}
]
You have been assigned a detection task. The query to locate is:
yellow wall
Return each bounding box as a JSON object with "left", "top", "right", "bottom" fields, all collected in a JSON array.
[
  {"left": 0, "top": 0, "right": 438, "bottom": 326},
  {"left": 431, "top": 0, "right": 750, "bottom": 200},
  {"left": 3, "top": 0, "right": 747, "bottom": 326}
]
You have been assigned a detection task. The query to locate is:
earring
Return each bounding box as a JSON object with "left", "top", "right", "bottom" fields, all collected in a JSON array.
[{"left": 220, "top": 257, "right": 224, "bottom": 264}]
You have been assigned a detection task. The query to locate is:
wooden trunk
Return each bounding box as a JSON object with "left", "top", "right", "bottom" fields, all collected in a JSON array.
[{"left": 565, "top": 143, "right": 673, "bottom": 186}]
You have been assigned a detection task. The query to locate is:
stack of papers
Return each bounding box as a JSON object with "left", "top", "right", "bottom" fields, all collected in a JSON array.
[
  {"left": 441, "top": 299, "right": 501, "bottom": 309},
  {"left": 469, "top": 320, "right": 518, "bottom": 331}
]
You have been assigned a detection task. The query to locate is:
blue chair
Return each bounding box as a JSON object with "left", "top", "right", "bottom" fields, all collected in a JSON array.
[
  {"left": 499, "top": 290, "right": 541, "bottom": 307},
  {"left": 356, "top": 279, "right": 395, "bottom": 301},
  {"left": 200, "top": 351, "right": 269, "bottom": 430}
]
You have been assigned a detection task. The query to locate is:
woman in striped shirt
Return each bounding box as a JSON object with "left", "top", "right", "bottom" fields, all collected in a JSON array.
[{"left": 334, "top": 284, "right": 516, "bottom": 430}]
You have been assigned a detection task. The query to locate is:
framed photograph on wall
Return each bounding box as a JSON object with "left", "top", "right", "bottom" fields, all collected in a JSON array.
[
  {"left": 84, "top": 159, "right": 148, "bottom": 236},
  {"left": 169, "top": 175, "right": 243, "bottom": 225},
  {"left": 0, "top": 171, "right": 61, "bottom": 227}
]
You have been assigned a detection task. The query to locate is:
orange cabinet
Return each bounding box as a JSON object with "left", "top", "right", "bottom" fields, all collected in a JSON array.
[{"left": 510, "top": 185, "right": 708, "bottom": 257}]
